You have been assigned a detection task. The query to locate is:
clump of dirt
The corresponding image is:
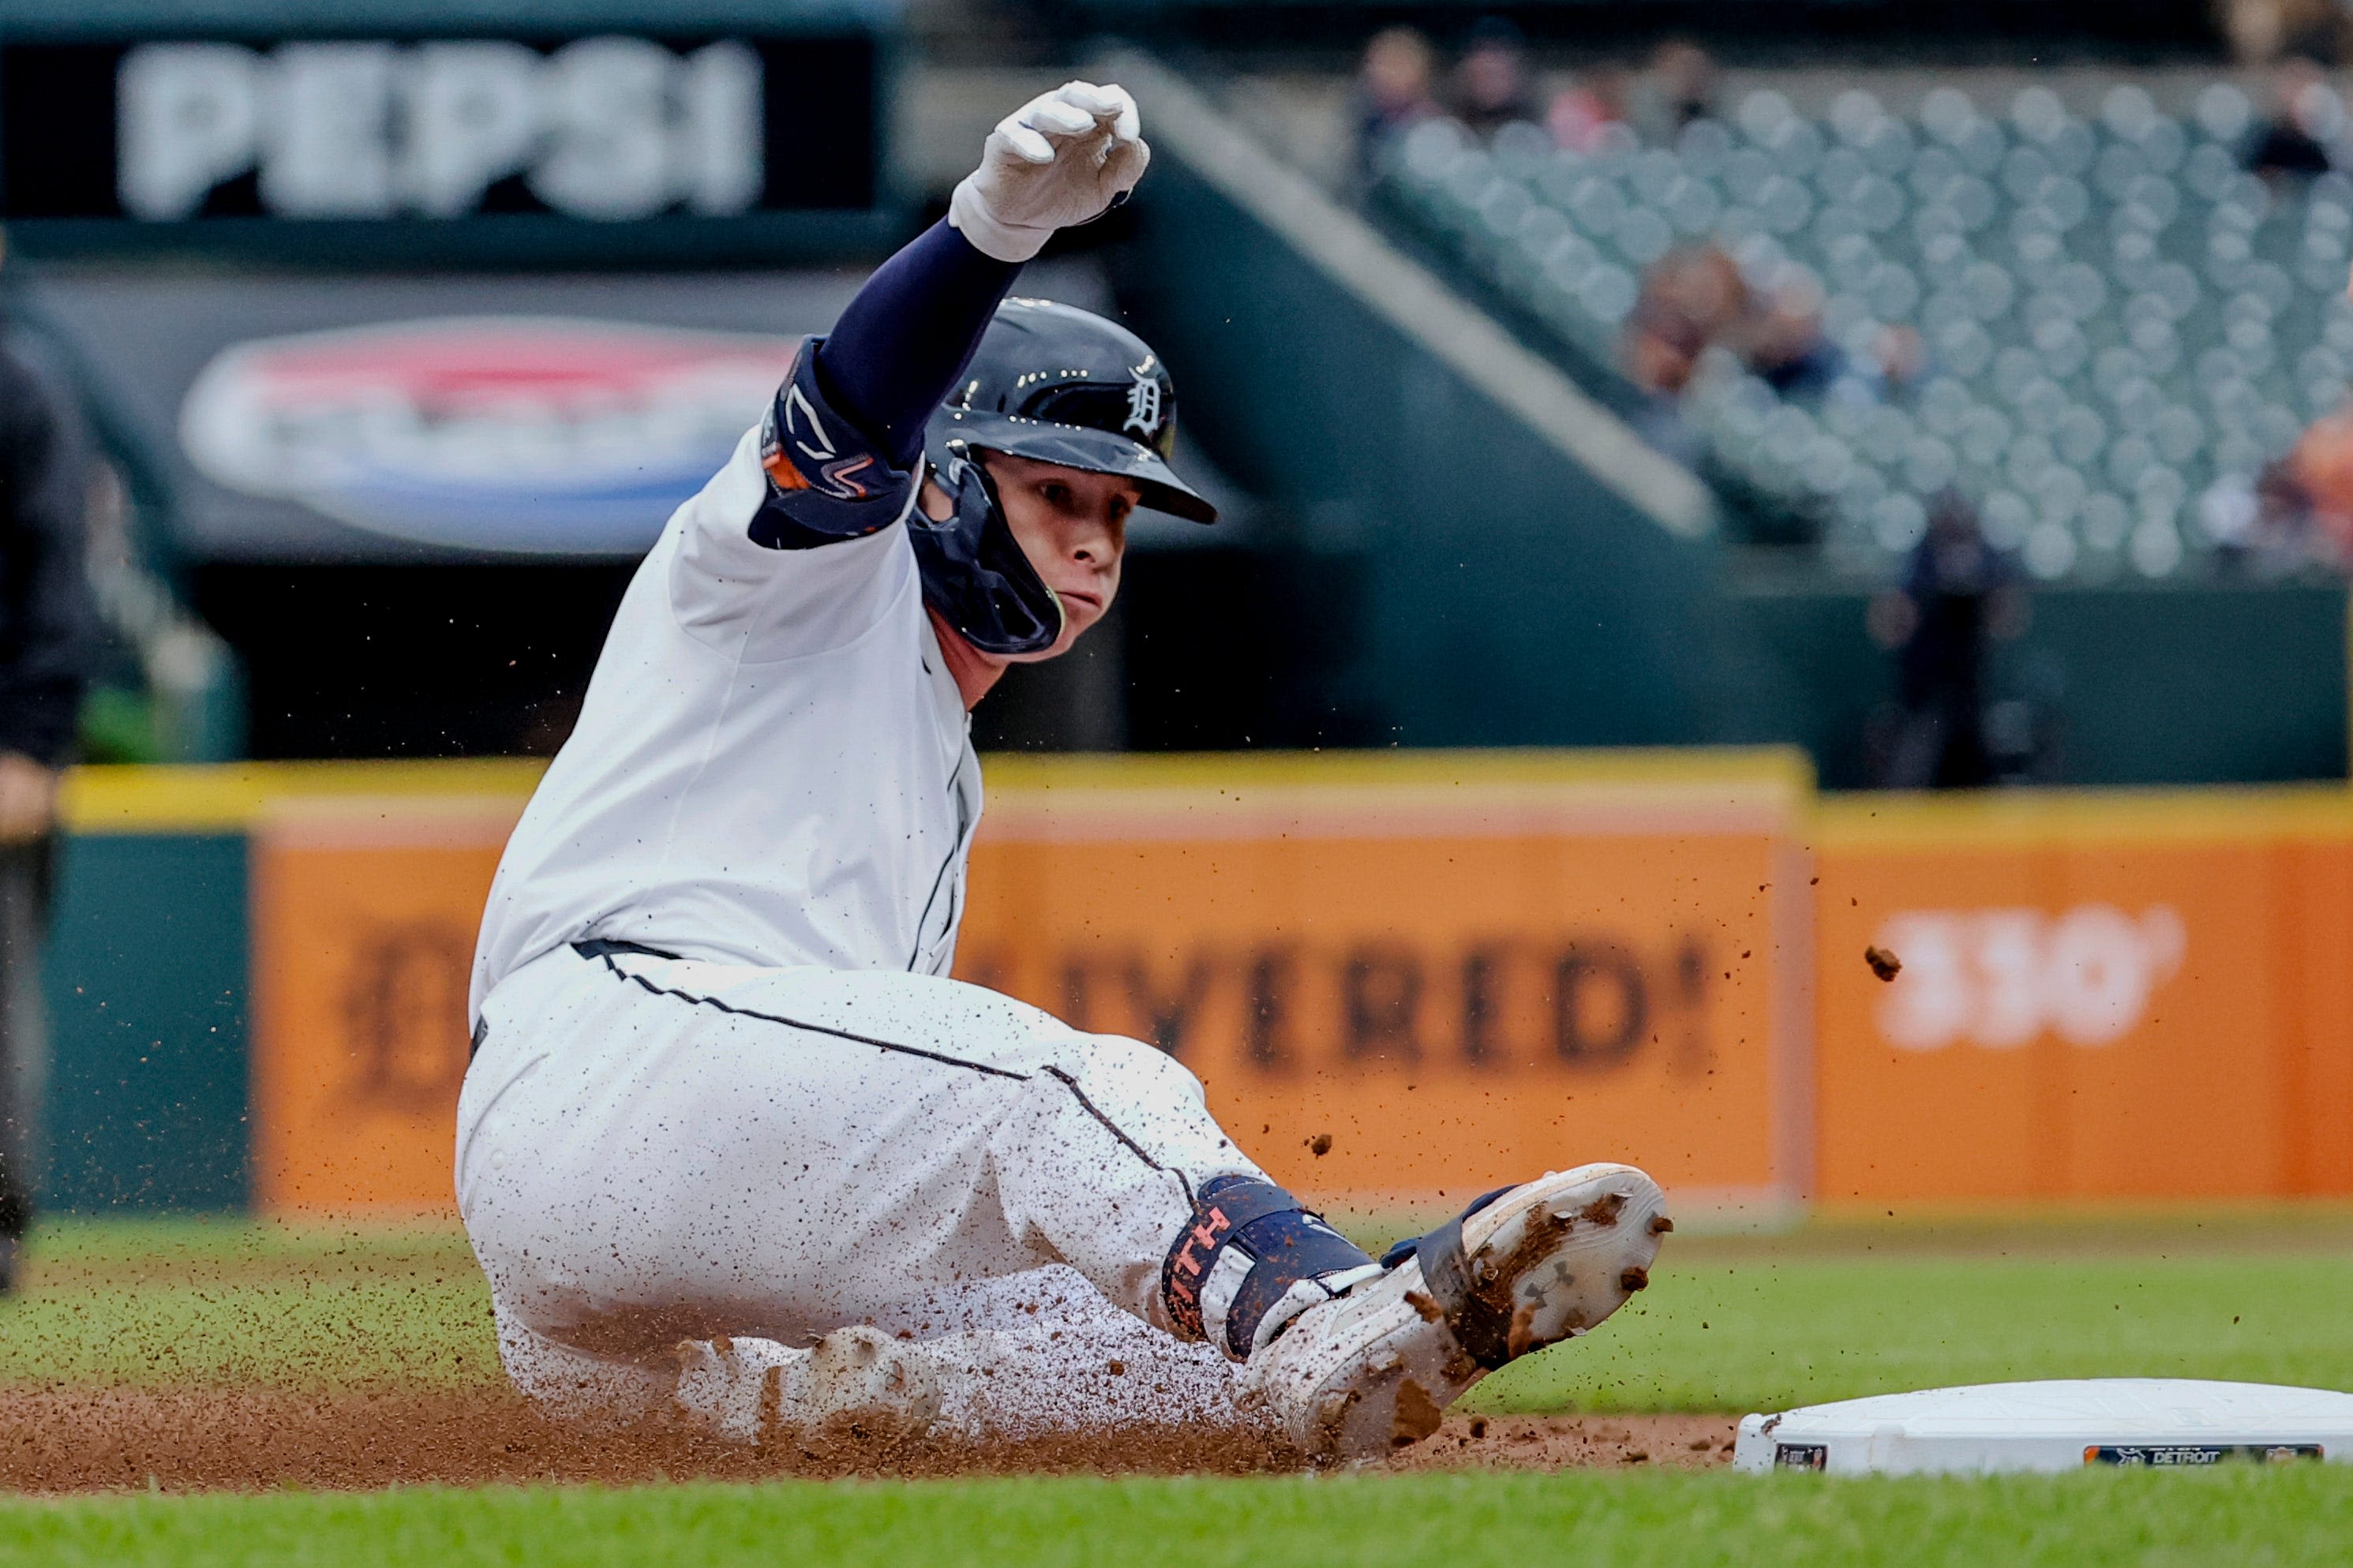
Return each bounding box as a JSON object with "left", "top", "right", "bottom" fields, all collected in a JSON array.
[
  {"left": 0, "top": 1388, "right": 1734, "bottom": 1492},
  {"left": 1576, "top": 1192, "right": 1627, "bottom": 1228},
  {"left": 1864, "top": 945, "right": 1902, "bottom": 982}
]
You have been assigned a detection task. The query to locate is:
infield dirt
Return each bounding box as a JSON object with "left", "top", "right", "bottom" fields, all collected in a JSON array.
[
  {"left": 0, "top": 1387, "right": 1734, "bottom": 1492},
  {"left": 18, "top": 1209, "right": 2347, "bottom": 1495}
]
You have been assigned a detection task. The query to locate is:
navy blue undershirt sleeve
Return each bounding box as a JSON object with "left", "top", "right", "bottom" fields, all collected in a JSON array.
[
  {"left": 812, "top": 219, "right": 1023, "bottom": 468},
  {"left": 745, "top": 220, "right": 1022, "bottom": 549}
]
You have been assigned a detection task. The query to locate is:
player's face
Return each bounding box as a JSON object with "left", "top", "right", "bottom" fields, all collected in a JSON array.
[{"left": 981, "top": 451, "right": 1135, "bottom": 661}]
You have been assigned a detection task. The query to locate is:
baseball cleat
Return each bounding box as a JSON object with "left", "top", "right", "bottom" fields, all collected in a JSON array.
[
  {"left": 673, "top": 1326, "right": 942, "bottom": 1446},
  {"left": 1240, "top": 1163, "right": 1669, "bottom": 1463}
]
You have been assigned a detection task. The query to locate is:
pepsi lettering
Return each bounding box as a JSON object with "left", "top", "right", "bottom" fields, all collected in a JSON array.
[{"left": 116, "top": 38, "right": 762, "bottom": 222}]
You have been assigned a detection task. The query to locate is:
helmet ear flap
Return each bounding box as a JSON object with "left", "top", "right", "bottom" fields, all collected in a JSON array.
[{"left": 909, "top": 445, "right": 1066, "bottom": 657}]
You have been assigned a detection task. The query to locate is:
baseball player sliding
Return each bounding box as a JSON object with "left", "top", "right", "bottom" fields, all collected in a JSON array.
[{"left": 458, "top": 81, "right": 1668, "bottom": 1461}]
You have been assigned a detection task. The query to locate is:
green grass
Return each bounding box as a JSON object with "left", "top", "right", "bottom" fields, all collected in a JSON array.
[
  {"left": 1476, "top": 1251, "right": 2353, "bottom": 1415},
  {"left": 8, "top": 1214, "right": 2351, "bottom": 1413},
  {"left": 5, "top": 1469, "right": 2352, "bottom": 1567},
  {"left": 0, "top": 1218, "right": 496, "bottom": 1390}
]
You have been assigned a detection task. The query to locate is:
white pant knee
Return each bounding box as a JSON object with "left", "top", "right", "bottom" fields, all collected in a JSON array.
[{"left": 986, "top": 1031, "right": 1263, "bottom": 1333}]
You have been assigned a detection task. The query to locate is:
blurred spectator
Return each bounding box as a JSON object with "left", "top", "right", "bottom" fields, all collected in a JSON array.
[
  {"left": 1547, "top": 66, "right": 1630, "bottom": 155},
  {"left": 2199, "top": 394, "right": 2353, "bottom": 574},
  {"left": 2241, "top": 56, "right": 2341, "bottom": 178},
  {"left": 1621, "top": 245, "right": 1747, "bottom": 461},
  {"left": 1634, "top": 249, "right": 1875, "bottom": 406},
  {"left": 2197, "top": 469, "right": 2262, "bottom": 563},
  {"left": 1351, "top": 28, "right": 1441, "bottom": 188},
  {"left": 1860, "top": 324, "right": 1930, "bottom": 400},
  {"left": 2222, "top": 0, "right": 2343, "bottom": 65},
  {"left": 1624, "top": 245, "right": 1928, "bottom": 473},
  {"left": 2289, "top": 394, "right": 2353, "bottom": 561},
  {"left": 1737, "top": 272, "right": 1847, "bottom": 400},
  {"left": 1866, "top": 492, "right": 2027, "bottom": 789},
  {"left": 1643, "top": 243, "right": 1748, "bottom": 342},
  {"left": 2253, "top": 458, "right": 2317, "bottom": 556},
  {"left": 1448, "top": 17, "right": 1539, "bottom": 140},
  {"left": 2202, "top": 462, "right": 2303, "bottom": 571},
  {"left": 1621, "top": 300, "right": 1708, "bottom": 464},
  {"left": 0, "top": 301, "right": 96, "bottom": 1295},
  {"left": 1631, "top": 39, "right": 1719, "bottom": 145}
]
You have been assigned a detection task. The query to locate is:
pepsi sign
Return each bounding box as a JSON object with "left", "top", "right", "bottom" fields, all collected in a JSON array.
[
  {"left": 178, "top": 316, "right": 798, "bottom": 553},
  {"left": 0, "top": 32, "right": 876, "bottom": 226}
]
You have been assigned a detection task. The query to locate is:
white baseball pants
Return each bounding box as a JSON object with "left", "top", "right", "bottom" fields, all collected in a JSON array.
[{"left": 456, "top": 943, "right": 1268, "bottom": 1431}]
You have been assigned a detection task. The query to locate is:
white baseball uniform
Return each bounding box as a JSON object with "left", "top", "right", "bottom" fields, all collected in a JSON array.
[
  {"left": 457, "top": 409, "right": 1265, "bottom": 1437},
  {"left": 453, "top": 82, "right": 1412, "bottom": 1441}
]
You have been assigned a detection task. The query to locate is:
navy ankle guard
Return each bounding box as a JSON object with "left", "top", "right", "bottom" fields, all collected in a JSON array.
[
  {"left": 1382, "top": 1184, "right": 1517, "bottom": 1370},
  {"left": 1161, "top": 1175, "right": 1377, "bottom": 1360}
]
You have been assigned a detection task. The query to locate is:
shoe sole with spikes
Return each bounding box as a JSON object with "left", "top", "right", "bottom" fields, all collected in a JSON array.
[{"left": 1242, "top": 1162, "right": 1670, "bottom": 1464}]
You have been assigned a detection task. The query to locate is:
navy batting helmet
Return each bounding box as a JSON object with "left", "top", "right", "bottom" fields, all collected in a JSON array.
[{"left": 914, "top": 299, "right": 1214, "bottom": 657}]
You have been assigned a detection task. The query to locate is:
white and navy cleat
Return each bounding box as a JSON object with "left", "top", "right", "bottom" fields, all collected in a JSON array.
[
  {"left": 1240, "top": 1163, "right": 1670, "bottom": 1463},
  {"left": 674, "top": 1325, "right": 942, "bottom": 1446}
]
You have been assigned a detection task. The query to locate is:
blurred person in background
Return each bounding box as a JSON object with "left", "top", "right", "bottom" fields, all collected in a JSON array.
[
  {"left": 1635, "top": 242, "right": 1926, "bottom": 411},
  {"left": 1621, "top": 245, "right": 1744, "bottom": 462},
  {"left": 2242, "top": 56, "right": 2342, "bottom": 178},
  {"left": 1547, "top": 65, "right": 1631, "bottom": 154},
  {"left": 2285, "top": 391, "right": 2353, "bottom": 562},
  {"left": 1738, "top": 271, "right": 1847, "bottom": 399},
  {"left": 1642, "top": 242, "right": 1748, "bottom": 342},
  {"left": 1351, "top": 27, "right": 1441, "bottom": 189},
  {"left": 1621, "top": 301, "right": 1708, "bottom": 464},
  {"left": 2196, "top": 466, "right": 2267, "bottom": 567},
  {"left": 2199, "top": 458, "right": 2336, "bottom": 573},
  {"left": 1853, "top": 324, "right": 1930, "bottom": 404},
  {"left": 0, "top": 293, "right": 96, "bottom": 1297},
  {"left": 2222, "top": 0, "right": 2344, "bottom": 67},
  {"left": 1631, "top": 39, "right": 1719, "bottom": 145},
  {"left": 1447, "top": 17, "right": 1539, "bottom": 140},
  {"left": 1867, "top": 491, "right": 2027, "bottom": 789}
]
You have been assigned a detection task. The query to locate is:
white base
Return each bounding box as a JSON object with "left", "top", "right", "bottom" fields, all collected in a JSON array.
[{"left": 1733, "top": 1379, "right": 2353, "bottom": 1475}]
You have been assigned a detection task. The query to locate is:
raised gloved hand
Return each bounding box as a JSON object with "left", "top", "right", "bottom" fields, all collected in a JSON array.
[{"left": 949, "top": 81, "right": 1148, "bottom": 264}]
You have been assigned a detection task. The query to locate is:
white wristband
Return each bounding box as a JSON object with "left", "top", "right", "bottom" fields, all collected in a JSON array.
[{"left": 949, "top": 176, "right": 1048, "bottom": 264}]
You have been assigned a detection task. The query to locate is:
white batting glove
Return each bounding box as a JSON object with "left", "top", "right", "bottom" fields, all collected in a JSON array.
[{"left": 949, "top": 81, "right": 1149, "bottom": 264}]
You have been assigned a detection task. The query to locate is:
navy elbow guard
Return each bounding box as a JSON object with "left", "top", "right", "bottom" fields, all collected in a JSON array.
[
  {"left": 751, "top": 337, "right": 922, "bottom": 549},
  {"left": 1161, "top": 1175, "right": 1381, "bottom": 1360}
]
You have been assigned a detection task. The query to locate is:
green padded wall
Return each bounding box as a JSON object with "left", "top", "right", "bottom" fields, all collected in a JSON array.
[
  {"left": 39, "top": 833, "right": 249, "bottom": 1212},
  {"left": 1721, "top": 572, "right": 2348, "bottom": 788}
]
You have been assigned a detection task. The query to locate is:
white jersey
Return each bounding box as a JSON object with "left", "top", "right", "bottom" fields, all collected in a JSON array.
[{"left": 469, "top": 423, "right": 981, "bottom": 1019}]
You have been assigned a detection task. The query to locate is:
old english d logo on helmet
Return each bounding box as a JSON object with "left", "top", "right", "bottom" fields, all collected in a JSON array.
[
  {"left": 912, "top": 300, "right": 1216, "bottom": 657},
  {"left": 927, "top": 298, "right": 1214, "bottom": 525}
]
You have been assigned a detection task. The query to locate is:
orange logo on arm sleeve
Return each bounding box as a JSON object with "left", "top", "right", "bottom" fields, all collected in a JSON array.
[{"left": 760, "top": 416, "right": 812, "bottom": 492}]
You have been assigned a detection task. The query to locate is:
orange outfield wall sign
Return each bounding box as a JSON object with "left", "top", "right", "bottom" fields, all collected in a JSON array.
[
  {"left": 955, "top": 753, "right": 1815, "bottom": 1214},
  {"left": 1813, "top": 791, "right": 2353, "bottom": 1204},
  {"left": 232, "top": 750, "right": 1813, "bottom": 1214},
  {"left": 249, "top": 797, "right": 517, "bottom": 1214},
  {"left": 185, "top": 755, "right": 2353, "bottom": 1215}
]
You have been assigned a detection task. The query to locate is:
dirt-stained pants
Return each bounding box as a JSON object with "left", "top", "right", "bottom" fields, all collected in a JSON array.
[{"left": 458, "top": 943, "right": 1264, "bottom": 1430}]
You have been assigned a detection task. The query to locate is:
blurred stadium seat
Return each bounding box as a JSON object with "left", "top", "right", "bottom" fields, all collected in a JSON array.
[{"left": 1379, "top": 79, "right": 2353, "bottom": 583}]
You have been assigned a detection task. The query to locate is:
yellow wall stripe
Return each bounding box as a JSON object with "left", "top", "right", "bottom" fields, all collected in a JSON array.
[
  {"left": 62, "top": 759, "right": 550, "bottom": 833},
  {"left": 58, "top": 750, "right": 2353, "bottom": 843},
  {"left": 1814, "top": 783, "right": 2353, "bottom": 848}
]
